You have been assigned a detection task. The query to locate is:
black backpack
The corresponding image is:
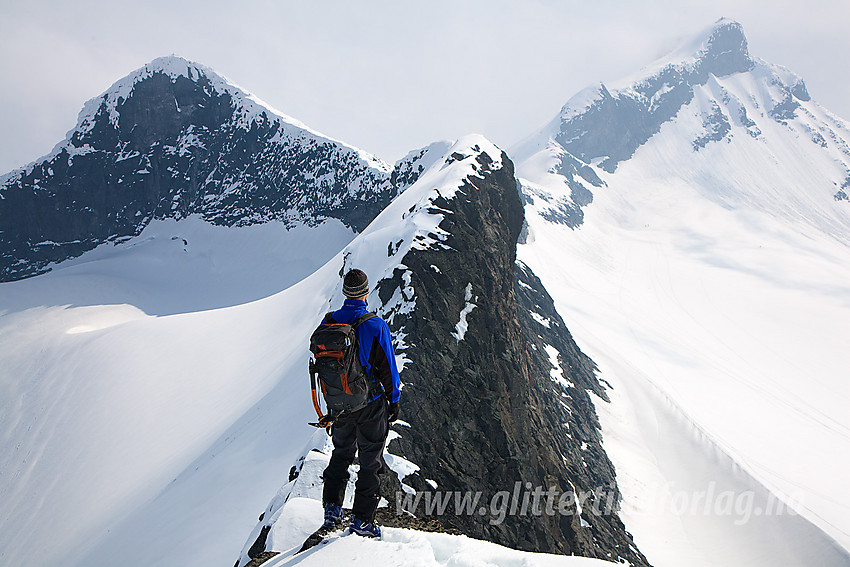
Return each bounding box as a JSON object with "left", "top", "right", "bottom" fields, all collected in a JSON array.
[{"left": 309, "top": 312, "right": 377, "bottom": 419}]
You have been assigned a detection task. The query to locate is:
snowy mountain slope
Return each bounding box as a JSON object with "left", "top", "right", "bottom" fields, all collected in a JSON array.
[
  {"left": 0, "top": 134, "right": 644, "bottom": 566},
  {"left": 0, "top": 239, "right": 342, "bottom": 567},
  {"left": 0, "top": 55, "right": 438, "bottom": 282},
  {"left": 0, "top": 217, "right": 355, "bottom": 316},
  {"left": 513, "top": 18, "right": 850, "bottom": 565},
  {"left": 512, "top": 18, "right": 850, "bottom": 232}
]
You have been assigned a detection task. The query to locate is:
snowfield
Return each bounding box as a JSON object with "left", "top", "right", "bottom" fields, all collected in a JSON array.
[
  {"left": 0, "top": 231, "right": 342, "bottom": 566},
  {"left": 515, "top": 22, "right": 850, "bottom": 566}
]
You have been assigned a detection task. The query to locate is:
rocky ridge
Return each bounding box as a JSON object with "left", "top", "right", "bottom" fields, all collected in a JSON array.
[
  {"left": 373, "top": 145, "right": 647, "bottom": 563},
  {"left": 234, "top": 137, "right": 647, "bottom": 565}
]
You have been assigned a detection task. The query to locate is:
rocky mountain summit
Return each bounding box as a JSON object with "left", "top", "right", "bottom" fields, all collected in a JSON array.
[
  {"left": 0, "top": 56, "right": 436, "bottom": 281},
  {"left": 512, "top": 18, "right": 850, "bottom": 229}
]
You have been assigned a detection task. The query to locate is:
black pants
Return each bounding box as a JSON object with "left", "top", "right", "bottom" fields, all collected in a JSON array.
[{"left": 322, "top": 397, "right": 388, "bottom": 523}]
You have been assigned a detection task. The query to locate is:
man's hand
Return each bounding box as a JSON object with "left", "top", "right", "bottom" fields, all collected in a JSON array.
[{"left": 388, "top": 401, "right": 400, "bottom": 423}]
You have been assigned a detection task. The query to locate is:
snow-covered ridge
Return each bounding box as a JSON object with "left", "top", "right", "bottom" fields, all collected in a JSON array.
[
  {"left": 338, "top": 134, "right": 502, "bottom": 337},
  {"left": 316, "top": 135, "right": 505, "bottom": 524},
  {"left": 235, "top": 431, "right": 611, "bottom": 567},
  {"left": 230, "top": 130, "right": 639, "bottom": 563},
  {"left": 351, "top": 134, "right": 503, "bottom": 253}
]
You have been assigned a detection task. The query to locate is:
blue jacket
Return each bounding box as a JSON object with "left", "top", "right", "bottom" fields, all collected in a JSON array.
[{"left": 329, "top": 299, "right": 401, "bottom": 404}]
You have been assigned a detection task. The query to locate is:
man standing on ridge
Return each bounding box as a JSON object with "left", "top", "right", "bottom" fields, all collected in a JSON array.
[{"left": 321, "top": 268, "right": 401, "bottom": 538}]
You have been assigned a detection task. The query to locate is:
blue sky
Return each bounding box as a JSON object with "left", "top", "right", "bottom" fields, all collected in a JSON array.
[{"left": 1, "top": 0, "right": 848, "bottom": 173}]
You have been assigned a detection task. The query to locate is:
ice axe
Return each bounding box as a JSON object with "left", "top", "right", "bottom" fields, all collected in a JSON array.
[{"left": 309, "top": 360, "right": 334, "bottom": 434}]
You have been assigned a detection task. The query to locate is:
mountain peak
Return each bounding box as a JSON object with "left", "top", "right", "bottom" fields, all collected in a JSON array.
[
  {"left": 0, "top": 54, "right": 405, "bottom": 281},
  {"left": 73, "top": 55, "right": 247, "bottom": 134},
  {"left": 697, "top": 17, "right": 747, "bottom": 50},
  {"left": 104, "top": 54, "right": 214, "bottom": 87},
  {"left": 93, "top": 54, "right": 218, "bottom": 102},
  {"left": 66, "top": 54, "right": 344, "bottom": 149},
  {"left": 141, "top": 54, "right": 210, "bottom": 76},
  {"left": 663, "top": 17, "right": 752, "bottom": 78}
]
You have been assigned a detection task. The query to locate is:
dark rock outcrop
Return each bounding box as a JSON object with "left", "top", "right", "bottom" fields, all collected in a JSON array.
[
  {"left": 554, "top": 19, "right": 754, "bottom": 173},
  {"left": 375, "top": 148, "right": 649, "bottom": 565}
]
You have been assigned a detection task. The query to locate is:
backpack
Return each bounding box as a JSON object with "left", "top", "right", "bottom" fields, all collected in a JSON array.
[{"left": 309, "top": 312, "right": 377, "bottom": 420}]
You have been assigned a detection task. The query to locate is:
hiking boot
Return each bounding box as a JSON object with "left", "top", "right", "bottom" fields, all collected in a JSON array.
[
  {"left": 322, "top": 503, "right": 344, "bottom": 528},
  {"left": 349, "top": 517, "right": 381, "bottom": 538}
]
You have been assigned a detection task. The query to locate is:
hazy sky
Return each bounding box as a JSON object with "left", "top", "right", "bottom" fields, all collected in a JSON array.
[{"left": 1, "top": 0, "right": 848, "bottom": 174}]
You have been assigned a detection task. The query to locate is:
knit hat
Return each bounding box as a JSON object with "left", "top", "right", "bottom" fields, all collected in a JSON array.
[{"left": 343, "top": 268, "right": 369, "bottom": 299}]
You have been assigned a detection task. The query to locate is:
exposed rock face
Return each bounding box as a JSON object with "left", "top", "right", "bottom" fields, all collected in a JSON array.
[
  {"left": 235, "top": 141, "right": 647, "bottom": 565},
  {"left": 514, "top": 20, "right": 760, "bottom": 231},
  {"left": 375, "top": 148, "right": 648, "bottom": 565},
  {"left": 553, "top": 19, "right": 755, "bottom": 174},
  {"left": 0, "top": 56, "right": 432, "bottom": 282}
]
